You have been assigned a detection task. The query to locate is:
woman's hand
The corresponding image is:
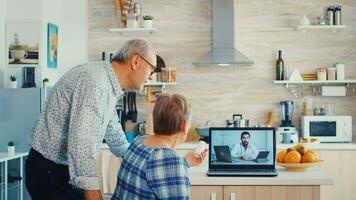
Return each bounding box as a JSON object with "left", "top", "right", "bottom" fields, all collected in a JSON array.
[{"left": 184, "top": 148, "right": 208, "bottom": 167}]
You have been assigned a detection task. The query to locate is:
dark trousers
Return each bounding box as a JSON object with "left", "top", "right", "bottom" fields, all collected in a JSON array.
[{"left": 25, "top": 148, "right": 84, "bottom": 200}]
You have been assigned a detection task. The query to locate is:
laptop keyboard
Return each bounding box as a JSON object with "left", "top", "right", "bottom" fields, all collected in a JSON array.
[{"left": 214, "top": 169, "right": 276, "bottom": 173}]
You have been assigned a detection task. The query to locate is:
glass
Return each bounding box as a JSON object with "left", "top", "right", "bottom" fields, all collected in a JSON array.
[{"left": 139, "top": 56, "right": 160, "bottom": 77}]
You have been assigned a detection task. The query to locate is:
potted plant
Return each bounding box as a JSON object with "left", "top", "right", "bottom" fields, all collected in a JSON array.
[
  {"left": 8, "top": 141, "right": 15, "bottom": 154},
  {"left": 9, "top": 75, "right": 17, "bottom": 89},
  {"left": 143, "top": 15, "right": 153, "bottom": 28},
  {"left": 43, "top": 78, "right": 50, "bottom": 87}
]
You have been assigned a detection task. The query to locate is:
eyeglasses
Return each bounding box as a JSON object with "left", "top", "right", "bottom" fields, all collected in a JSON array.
[{"left": 139, "top": 56, "right": 160, "bottom": 76}]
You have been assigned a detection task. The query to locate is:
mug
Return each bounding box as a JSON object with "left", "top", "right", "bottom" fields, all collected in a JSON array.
[
  {"left": 125, "top": 131, "right": 136, "bottom": 144},
  {"left": 10, "top": 50, "right": 28, "bottom": 60}
]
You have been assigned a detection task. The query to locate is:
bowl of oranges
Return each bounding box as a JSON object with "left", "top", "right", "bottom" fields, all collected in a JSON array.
[{"left": 276, "top": 144, "right": 322, "bottom": 171}]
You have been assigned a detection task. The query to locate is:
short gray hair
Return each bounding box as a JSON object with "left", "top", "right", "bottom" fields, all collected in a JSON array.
[{"left": 111, "top": 39, "right": 155, "bottom": 63}]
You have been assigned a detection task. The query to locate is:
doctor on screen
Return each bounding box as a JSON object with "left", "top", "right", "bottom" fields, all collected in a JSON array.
[{"left": 231, "top": 131, "right": 259, "bottom": 161}]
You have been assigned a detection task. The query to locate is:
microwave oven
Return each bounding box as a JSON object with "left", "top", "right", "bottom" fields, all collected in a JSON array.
[{"left": 301, "top": 115, "right": 352, "bottom": 143}]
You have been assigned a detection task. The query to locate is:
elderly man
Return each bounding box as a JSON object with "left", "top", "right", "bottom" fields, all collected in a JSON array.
[{"left": 25, "top": 39, "right": 159, "bottom": 200}]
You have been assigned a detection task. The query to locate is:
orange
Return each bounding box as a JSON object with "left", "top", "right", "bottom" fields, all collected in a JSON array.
[
  {"left": 302, "top": 151, "right": 318, "bottom": 163},
  {"left": 304, "top": 150, "right": 319, "bottom": 160},
  {"left": 277, "top": 151, "right": 287, "bottom": 163},
  {"left": 283, "top": 151, "right": 301, "bottom": 163}
]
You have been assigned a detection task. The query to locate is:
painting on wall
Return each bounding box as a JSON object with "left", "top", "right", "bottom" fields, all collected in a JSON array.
[
  {"left": 47, "top": 23, "right": 58, "bottom": 69},
  {"left": 6, "top": 20, "right": 39, "bottom": 66}
]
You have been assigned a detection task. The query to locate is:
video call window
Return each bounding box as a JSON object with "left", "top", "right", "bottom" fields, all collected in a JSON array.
[{"left": 210, "top": 130, "right": 274, "bottom": 165}]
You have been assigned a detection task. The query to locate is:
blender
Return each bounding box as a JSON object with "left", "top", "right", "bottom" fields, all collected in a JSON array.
[{"left": 277, "top": 101, "right": 299, "bottom": 143}]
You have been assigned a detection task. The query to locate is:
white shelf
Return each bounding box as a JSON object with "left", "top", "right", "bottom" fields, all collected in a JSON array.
[
  {"left": 0, "top": 152, "right": 28, "bottom": 162},
  {"left": 274, "top": 80, "right": 356, "bottom": 85},
  {"left": 108, "top": 28, "right": 158, "bottom": 34},
  {"left": 144, "top": 82, "right": 177, "bottom": 86},
  {"left": 296, "top": 25, "right": 346, "bottom": 31},
  {"left": 274, "top": 80, "right": 356, "bottom": 98}
]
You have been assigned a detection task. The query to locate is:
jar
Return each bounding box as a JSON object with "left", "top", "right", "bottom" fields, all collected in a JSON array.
[
  {"left": 316, "top": 68, "right": 327, "bottom": 81},
  {"left": 336, "top": 61, "right": 345, "bottom": 80},
  {"left": 303, "top": 98, "right": 313, "bottom": 116},
  {"left": 327, "top": 6, "right": 335, "bottom": 25},
  {"left": 134, "top": 3, "right": 141, "bottom": 15},
  {"left": 327, "top": 68, "right": 336, "bottom": 80},
  {"left": 334, "top": 6, "right": 342, "bottom": 25}
]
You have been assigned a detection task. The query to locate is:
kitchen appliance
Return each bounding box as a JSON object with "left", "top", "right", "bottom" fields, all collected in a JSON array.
[
  {"left": 0, "top": 87, "right": 51, "bottom": 152},
  {"left": 192, "top": 0, "right": 254, "bottom": 66},
  {"left": 23, "top": 67, "right": 36, "bottom": 88},
  {"left": 277, "top": 127, "right": 298, "bottom": 144},
  {"left": 116, "top": 105, "right": 126, "bottom": 132},
  {"left": 233, "top": 114, "right": 249, "bottom": 127},
  {"left": 277, "top": 101, "right": 299, "bottom": 143},
  {"left": 126, "top": 92, "right": 137, "bottom": 122},
  {"left": 226, "top": 114, "right": 249, "bottom": 128},
  {"left": 137, "top": 121, "right": 146, "bottom": 135},
  {"left": 301, "top": 115, "right": 352, "bottom": 143}
]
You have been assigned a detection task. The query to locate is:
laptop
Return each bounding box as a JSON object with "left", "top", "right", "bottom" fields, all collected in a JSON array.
[
  {"left": 214, "top": 146, "right": 270, "bottom": 163},
  {"left": 213, "top": 146, "right": 232, "bottom": 162},
  {"left": 207, "top": 127, "right": 278, "bottom": 177}
]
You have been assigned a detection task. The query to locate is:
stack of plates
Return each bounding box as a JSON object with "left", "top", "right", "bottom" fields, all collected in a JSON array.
[{"left": 302, "top": 73, "right": 317, "bottom": 81}]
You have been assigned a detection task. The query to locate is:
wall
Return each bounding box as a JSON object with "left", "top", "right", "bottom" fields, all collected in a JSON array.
[
  {"left": 60, "top": 0, "right": 88, "bottom": 76},
  {"left": 89, "top": 0, "right": 356, "bottom": 135},
  {"left": 41, "top": 0, "right": 62, "bottom": 84},
  {"left": 0, "top": 0, "right": 88, "bottom": 87},
  {"left": 0, "top": 0, "right": 43, "bottom": 88},
  {"left": 0, "top": 0, "right": 6, "bottom": 88}
]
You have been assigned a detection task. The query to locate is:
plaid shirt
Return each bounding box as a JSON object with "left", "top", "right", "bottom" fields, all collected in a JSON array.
[{"left": 112, "top": 135, "right": 190, "bottom": 200}]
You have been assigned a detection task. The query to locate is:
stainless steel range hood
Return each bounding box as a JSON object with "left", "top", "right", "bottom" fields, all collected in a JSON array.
[{"left": 193, "top": 0, "right": 254, "bottom": 66}]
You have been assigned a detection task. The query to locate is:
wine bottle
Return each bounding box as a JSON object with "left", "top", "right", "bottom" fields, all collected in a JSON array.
[
  {"left": 102, "top": 52, "right": 106, "bottom": 61},
  {"left": 276, "top": 50, "right": 285, "bottom": 80}
]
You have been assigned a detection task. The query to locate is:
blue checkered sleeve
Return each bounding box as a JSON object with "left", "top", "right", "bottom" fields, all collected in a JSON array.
[{"left": 146, "top": 149, "right": 190, "bottom": 200}]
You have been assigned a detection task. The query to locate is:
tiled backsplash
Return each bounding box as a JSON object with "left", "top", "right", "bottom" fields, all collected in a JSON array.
[{"left": 89, "top": 0, "right": 356, "bottom": 135}]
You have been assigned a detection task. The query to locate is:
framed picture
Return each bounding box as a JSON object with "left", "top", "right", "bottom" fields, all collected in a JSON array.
[
  {"left": 47, "top": 23, "right": 58, "bottom": 69},
  {"left": 6, "top": 20, "right": 40, "bottom": 66}
]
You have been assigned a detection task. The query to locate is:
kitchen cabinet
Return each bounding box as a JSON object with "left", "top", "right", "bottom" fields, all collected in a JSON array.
[
  {"left": 190, "top": 186, "right": 223, "bottom": 200},
  {"left": 96, "top": 148, "right": 122, "bottom": 194},
  {"left": 223, "top": 186, "right": 319, "bottom": 200},
  {"left": 0, "top": 152, "right": 28, "bottom": 200},
  {"left": 189, "top": 185, "right": 320, "bottom": 200},
  {"left": 97, "top": 144, "right": 356, "bottom": 200},
  {"left": 318, "top": 150, "right": 356, "bottom": 200}
]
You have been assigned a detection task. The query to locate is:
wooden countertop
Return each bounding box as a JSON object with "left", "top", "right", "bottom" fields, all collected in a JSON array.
[{"left": 189, "top": 166, "right": 334, "bottom": 186}]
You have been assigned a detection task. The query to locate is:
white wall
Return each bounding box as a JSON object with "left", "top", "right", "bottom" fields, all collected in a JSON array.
[
  {"left": 41, "top": 0, "right": 62, "bottom": 84},
  {"left": 60, "top": 0, "right": 88, "bottom": 76},
  {"left": 0, "top": 0, "right": 6, "bottom": 88},
  {"left": 0, "top": 0, "right": 88, "bottom": 87},
  {"left": 3, "top": 0, "right": 42, "bottom": 88}
]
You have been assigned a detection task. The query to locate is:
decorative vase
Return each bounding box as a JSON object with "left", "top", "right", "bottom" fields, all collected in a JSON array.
[
  {"left": 8, "top": 146, "right": 15, "bottom": 154},
  {"left": 9, "top": 81, "right": 17, "bottom": 89},
  {"left": 143, "top": 20, "right": 153, "bottom": 28}
]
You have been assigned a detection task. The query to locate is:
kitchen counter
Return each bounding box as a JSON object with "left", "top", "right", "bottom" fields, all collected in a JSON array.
[
  {"left": 101, "top": 142, "right": 356, "bottom": 150},
  {"left": 175, "top": 142, "right": 356, "bottom": 150},
  {"left": 188, "top": 166, "right": 333, "bottom": 186}
]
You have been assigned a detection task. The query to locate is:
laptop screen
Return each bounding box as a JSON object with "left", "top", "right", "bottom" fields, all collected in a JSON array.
[{"left": 209, "top": 128, "right": 276, "bottom": 169}]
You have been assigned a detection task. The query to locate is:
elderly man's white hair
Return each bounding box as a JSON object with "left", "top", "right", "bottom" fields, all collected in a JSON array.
[{"left": 111, "top": 39, "right": 155, "bottom": 63}]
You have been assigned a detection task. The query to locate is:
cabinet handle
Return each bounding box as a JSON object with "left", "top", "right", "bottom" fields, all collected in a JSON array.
[
  {"left": 230, "top": 192, "right": 236, "bottom": 200},
  {"left": 210, "top": 192, "right": 216, "bottom": 200}
]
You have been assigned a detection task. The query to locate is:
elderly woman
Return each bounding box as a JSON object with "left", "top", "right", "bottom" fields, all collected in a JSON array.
[{"left": 112, "top": 94, "right": 207, "bottom": 200}]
